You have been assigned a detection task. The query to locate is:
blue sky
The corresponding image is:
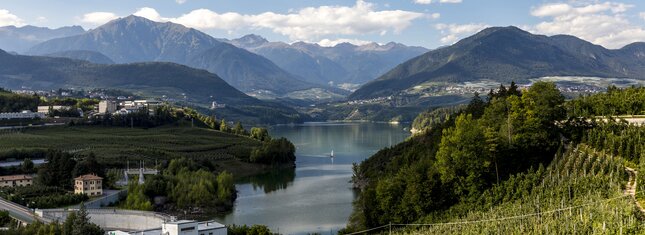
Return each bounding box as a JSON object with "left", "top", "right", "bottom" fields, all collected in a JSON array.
[{"left": 2, "top": 0, "right": 645, "bottom": 49}]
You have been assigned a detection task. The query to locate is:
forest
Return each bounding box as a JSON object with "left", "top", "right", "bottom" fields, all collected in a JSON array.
[{"left": 343, "top": 83, "right": 645, "bottom": 234}]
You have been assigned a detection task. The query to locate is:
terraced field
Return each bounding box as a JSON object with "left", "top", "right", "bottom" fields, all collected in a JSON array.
[{"left": 0, "top": 125, "right": 265, "bottom": 176}]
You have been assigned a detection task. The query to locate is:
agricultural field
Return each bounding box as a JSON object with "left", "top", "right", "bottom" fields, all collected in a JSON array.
[
  {"left": 0, "top": 125, "right": 267, "bottom": 177},
  {"left": 389, "top": 144, "right": 642, "bottom": 234}
]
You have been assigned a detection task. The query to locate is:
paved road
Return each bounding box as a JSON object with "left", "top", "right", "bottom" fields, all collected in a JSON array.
[{"left": 0, "top": 197, "right": 43, "bottom": 223}]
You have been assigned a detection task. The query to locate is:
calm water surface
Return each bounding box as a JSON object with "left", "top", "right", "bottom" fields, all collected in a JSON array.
[{"left": 218, "top": 122, "right": 410, "bottom": 235}]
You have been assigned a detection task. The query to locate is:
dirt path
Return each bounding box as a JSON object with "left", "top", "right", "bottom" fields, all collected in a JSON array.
[{"left": 624, "top": 167, "right": 645, "bottom": 214}]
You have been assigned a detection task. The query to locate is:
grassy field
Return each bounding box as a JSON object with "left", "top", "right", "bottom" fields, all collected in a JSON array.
[{"left": 0, "top": 125, "right": 270, "bottom": 177}]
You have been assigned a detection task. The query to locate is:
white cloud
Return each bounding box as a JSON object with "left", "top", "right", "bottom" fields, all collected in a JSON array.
[
  {"left": 530, "top": 1, "right": 644, "bottom": 49},
  {"left": 176, "top": 0, "right": 187, "bottom": 4},
  {"left": 134, "top": 7, "right": 164, "bottom": 22},
  {"left": 640, "top": 12, "right": 645, "bottom": 21},
  {"left": 80, "top": 12, "right": 119, "bottom": 26},
  {"left": 36, "top": 16, "right": 47, "bottom": 23},
  {"left": 132, "top": 1, "right": 424, "bottom": 41},
  {"left": 414, "top": 0, "right": 462, "bottom": 4},
  {"left": 430, "top": 13, "right": 441, "bottom": 19},
  {"left": 435, "top": 23, "right": 489, "bottom": 44},
  {"left": 0, "top": 9, "right": 24, "bottom": 27},
  {"left": 530, "top": 3, "right": 572, "bottom": 17},
  {"left": 317, "top": 38, "right": 374, "bottom": 47}
]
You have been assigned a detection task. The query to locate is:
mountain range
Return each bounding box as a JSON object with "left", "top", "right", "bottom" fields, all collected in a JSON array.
[
  {"left": 0, "top": 49, "right": 304, "bottom": 124},
  {"left": 224, "top": 35, "right": 428, "bottom": 87},
  {"left": 350, "top": 26, "right": 645, "bottom": 100},
  {"left": 26, "top": 15, "right": 318, "bottom": 95},
  {"left": 0, "top": 25, "right": 85, "bottom": 53}
]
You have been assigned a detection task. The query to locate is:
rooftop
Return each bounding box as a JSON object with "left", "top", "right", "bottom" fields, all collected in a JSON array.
[
  {"left": 199, "top": 220, "right": 226, "bottom": 230},
  {"left": 0, "top": 174, "right": 32, "bottom": 181},
  {"left": 75, "top": 174, "right": 103, "bottom": 181}
]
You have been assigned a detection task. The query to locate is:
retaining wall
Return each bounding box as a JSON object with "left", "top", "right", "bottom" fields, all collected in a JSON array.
[{"left": 36, "top": 209, "right": 170, "bottom": 231}]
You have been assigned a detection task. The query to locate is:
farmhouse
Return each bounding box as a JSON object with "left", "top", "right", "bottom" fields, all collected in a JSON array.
[
  {"left": 74, "top": 174, "right": 103, "bottom": 196},
  {"left": 0, "top": 174, "right": 33, "bottom": 187}
]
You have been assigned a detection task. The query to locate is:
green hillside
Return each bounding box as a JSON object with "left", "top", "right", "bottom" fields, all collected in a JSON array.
[{"left": 343, "top": 84, "right": 645, "bottom": 234}]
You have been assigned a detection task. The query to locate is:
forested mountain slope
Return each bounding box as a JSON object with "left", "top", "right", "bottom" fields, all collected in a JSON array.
[{"left": 343, "top": 84, "right": 645, "bottom": 234}]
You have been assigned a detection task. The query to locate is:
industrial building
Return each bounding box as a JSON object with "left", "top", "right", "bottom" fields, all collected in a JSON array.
[{"left": 108, "top": 220, "right": 227, "bottom": 235}]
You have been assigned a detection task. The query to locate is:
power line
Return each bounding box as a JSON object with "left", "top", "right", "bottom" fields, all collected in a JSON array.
[{"left": 347, "top": 192, "right": 639, "bottom": 234}]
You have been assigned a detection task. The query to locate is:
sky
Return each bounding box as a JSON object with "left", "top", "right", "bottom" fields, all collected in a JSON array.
[{"left": 1, "top": 0, "right": 645, "bottom": 49}]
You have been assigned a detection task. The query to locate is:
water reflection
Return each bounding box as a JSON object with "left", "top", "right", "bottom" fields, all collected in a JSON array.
[{"left": 238, "top": 167, "right": 296, "bottom": 194}]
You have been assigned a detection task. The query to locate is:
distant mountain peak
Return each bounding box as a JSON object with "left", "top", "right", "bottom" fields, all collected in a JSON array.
[{"left": 231, "top": 34, "right": 269, "bottom": 48}]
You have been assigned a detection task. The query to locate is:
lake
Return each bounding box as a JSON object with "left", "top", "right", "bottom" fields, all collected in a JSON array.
[{"left": 218, "top": 122, "right": 410, "bottom": 235}]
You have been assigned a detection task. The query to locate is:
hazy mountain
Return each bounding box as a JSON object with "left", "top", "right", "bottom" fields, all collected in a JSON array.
[
  {"left": 0, "top": 49, "right": 306, "bottom": 123},
  {"left": 350, "top": 26, "right": 645, "bottom": 99},
  {"left": 0, "top": 25, "right": 85, "bottom": 53},
  {"left": 27, "top": 16, "right": 317, "bottom": 95},
  {"left": 45, "top": 50, "right": 114, "bottom": 64},
  {"left": 0, "top": 49, "right": 252, "bottom": 104},
  {"left": 224, "top": 35, "right": 428, "bottom": 86}
]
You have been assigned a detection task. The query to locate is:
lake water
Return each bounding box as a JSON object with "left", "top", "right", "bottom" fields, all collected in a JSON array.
[{"left": 218, "top": 122, "right": 410, "bottom": 235}]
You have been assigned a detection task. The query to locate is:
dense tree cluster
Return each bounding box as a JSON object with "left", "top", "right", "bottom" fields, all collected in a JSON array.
[
  {"left": 566, "top": 86, "right": 645, "bottom": 116},
  {"left": 120, "top": 158, "right": 236, "bottom": 211},
  {"left": 410, "top": 105, "right": 463, "bottom": 133},
  {"left": 250, "top": 138, "right": 296, "bottom": 165},
  {"left": 0, "top": 89, "right": 40, "bottom": 113}
]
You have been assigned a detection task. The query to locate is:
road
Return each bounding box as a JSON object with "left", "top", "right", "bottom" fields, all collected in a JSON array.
[{"left": 0, "top": 197, "right": 45, "bottom": 223}]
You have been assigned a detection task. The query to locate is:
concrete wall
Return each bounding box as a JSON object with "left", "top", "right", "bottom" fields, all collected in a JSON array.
[
  {"left": 36, "top": 209, "right": 169, "bottom": 231},
  {"left": 83, "top": 190, "right": 127, "bottom": 209}
]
